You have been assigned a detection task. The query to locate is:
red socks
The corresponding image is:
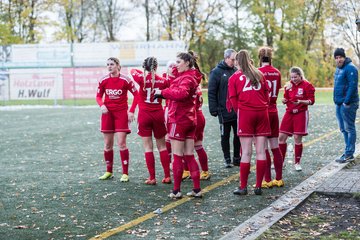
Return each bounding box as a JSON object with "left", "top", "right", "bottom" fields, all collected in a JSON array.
[
  {"left": 195, "top": 145, "right": 208, "bottom": 171},
  {"left": 159, "top": 150, "right": 171, "bottom": 178},
  {"left": 172, "top": 154, "right": 184, "bottom": 192},
  {"left": 264, "top": 149, "right": 272, "bottom": 182},
  {"left": 184, "top": 155, "right": 200, "bottom": 190},
  {"left": 120, "top": 149, "right": 129, "bottom": 175},
  {"left": 145, "top": 152, "right": 155, "bottom": 179},
  {"left": 240, "top": 162, "right": 250, "bottom": 189},
  {"left": 255, "top": 160, "right": 267, "bottom": 188},
  {"left": 279, "top": 143, "right": 287, "bottom": 163},
  {"left": 104, "top": 150, "right": 113, "bottom": 173},
  {"left": 294, "top": 143, "right": 303, "bottom": 164},
  {"left": 271, "top": 148, "right": 283, "bottom": 180},
  {"left": 166, "top": 140, "right": 172, "bottom": 162}
]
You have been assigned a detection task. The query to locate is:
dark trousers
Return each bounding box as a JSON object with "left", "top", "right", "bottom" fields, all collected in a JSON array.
[{"left": 220, "top": 120, "right": 240, "bottom": 163}]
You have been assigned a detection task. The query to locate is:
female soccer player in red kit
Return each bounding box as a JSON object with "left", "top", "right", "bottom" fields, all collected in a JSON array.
[
  {"left": 194, "top": 85, "right": 210, "bottom": 180},
  {"left": 279, "top": 67, "right": 315, "bottom": 171},
  {"left": 257, "top": 47, "right": 284, "bottom": 188},
  {"left": 96, "top": 57, "right": 138, "bottom": 182},
  {"left": 129, "top": 57, "right": 171, "bottom": 185},
  {"left": 154, "top": 51, "right": 204, "bottom": 199},
  {"left": 163, "top": 61, "right": 176, "bottom": 162},
  {"left": 228, "top": 50, "right": 271, "bottom": 196},
  {"left": 183, "top": 81, "right": 210, "bottom": 181}
]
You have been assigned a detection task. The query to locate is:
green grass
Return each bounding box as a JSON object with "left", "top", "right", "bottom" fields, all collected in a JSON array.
[{"left": 0, "top": 88, "right": 333, "bottom": 106}]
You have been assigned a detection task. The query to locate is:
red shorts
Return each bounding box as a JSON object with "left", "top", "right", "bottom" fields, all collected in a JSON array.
[
  {"left": 167, "top": 123, "right": 196, "bottom": 141},
  {"left": 268, "top": 111, "right": 279, "bottom": 138},
  {"left": 237, "top": 109, "right": 271, "bottom": 137},
  {"left": 137, "top": 108, "right": 167, "bottom": 139},
  {"left": 101, "top": 109, "right": 130, "bottom": 133},
  {"left": 280, "top": 110, "right": 309, "bottom": 136},
  {"left": 195, "top": 111, "right": 205, "bottom": 142}
]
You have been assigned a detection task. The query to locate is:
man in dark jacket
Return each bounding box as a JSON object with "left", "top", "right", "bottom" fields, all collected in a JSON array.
[
  {"left": 333, "top": 48, "right": 359, "bottom": 163},
  {"left": 208, "top": 49, "right": 241, "bottom": 168}
]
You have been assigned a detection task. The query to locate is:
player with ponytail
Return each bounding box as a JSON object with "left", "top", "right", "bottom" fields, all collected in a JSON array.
[{"left": 130, "top": 56, "right": 171, "bottom": 185}]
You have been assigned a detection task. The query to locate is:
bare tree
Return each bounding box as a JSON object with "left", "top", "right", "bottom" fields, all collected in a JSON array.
[
  {"left": 155, "top": 0, "right": 179, "bottom": 40},
  {"left": 95, "top": 0, "right": 129, "bottom": 42},
  {"left": 338, "top": 0, "right": 360, "bottom": 63}
]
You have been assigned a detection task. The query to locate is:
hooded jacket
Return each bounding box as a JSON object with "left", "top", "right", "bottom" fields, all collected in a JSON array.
[
  {"left": 208, "top": 60, "right": 237, "bottom": 123},
  {"left": 333, "top": 57, "right": 359, "bottom": 105},
  {"left": 162, "top": 68, "right": 202, "bottom": 126}
]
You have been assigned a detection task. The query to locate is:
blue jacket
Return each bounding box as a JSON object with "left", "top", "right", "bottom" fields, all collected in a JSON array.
[{"left": 333, "top": 57, "right": 359, "bottom": 105}]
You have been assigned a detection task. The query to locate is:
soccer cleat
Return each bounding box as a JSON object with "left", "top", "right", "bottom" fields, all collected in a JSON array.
[
  {"left": 272, "top": 179, "right": 285, "bottom": 187},
  {"left": 261, "top": 180, "right": 273, "bottom": 188},
  {"left": 145, "top": 178, "right": 157, "bottom": 185},
  {"left": 182, "top": 170, "right": 190, "bottom": 180},
  {"left": 169, "top": 191, "right": 182, "bottom": 199},
  {"left": 295, "top": 163, "right": 302, "bottom": 171},
  {"left": 161, "top": 177, "right": 172, "bottom": 184},
  {"left": 200, "top": 171, "right": 211, "bottom": 180},
  {"left": 233, "top": 187, "right": 248, "bottom": 195},
  {"left": 98, "top": 172, "right": 113, "bottom": 180},
  {"left": 120, "top": 174, "right": 129, "bottom": 182},
  {"left": 254, "top": 187, "right": 262, "bottom": 195},
  {"left": 186, "top": 190, "right": 203, "bottom": 198}
]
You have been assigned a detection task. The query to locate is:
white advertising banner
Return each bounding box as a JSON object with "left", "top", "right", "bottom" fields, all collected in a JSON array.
[
  {"left": 8, "top": 44, "right": 71, "bottom": 68},
  {"left": 73, "top": 41, "right": 186, "bottom": 66},
  {"left": 9, "top": 69, "right": 63, "bottom": 100},
  {"left": 1, "top": 41, "right": 186, "bottom": 68}
]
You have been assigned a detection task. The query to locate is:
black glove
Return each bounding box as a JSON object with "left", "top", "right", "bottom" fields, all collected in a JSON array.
[
  {"left": 153, "top": 89, "right": 164, "bottom": 99},
  {"left": 210, "top": 111, "right": 218, "bottom": 117}
]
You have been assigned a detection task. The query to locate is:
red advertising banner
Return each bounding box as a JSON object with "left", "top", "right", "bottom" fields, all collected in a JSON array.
[{"left": 63, "top": 67, "right": 129, "bottom": 99}]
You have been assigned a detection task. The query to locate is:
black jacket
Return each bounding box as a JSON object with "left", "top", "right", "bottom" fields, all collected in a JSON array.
[{"left": 208, "top": 60, "right": 237, "bottom": 123}]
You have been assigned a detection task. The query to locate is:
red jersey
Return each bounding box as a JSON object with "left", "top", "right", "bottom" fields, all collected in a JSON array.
[
  {"left": 195, "top": 86, "right": 203, "bottom": 112},
  {"left": 130, "top": 69, "right": 168, "bottom": 111},
  {"left": 228, "top": 70, "right": 269, "bottom": 111},
  {"left": 162, "top": 69, "right": 201, "bottom": 126},
  {"left": 283, "top": 79, "right": 315, "bottom": 113},
  {"left": 162, "top": 71, "right": 176, "bottom": 109},
  {"left": 258, "top": 65, "right": 281, "bottom": 113},
  {"left": 96, "top": 74, "right": 138, "bottom": 112}
]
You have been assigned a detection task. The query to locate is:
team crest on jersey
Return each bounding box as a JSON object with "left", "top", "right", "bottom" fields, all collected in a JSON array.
[{"left": 297, "top": 88, "right": 303, "bottom": 95}]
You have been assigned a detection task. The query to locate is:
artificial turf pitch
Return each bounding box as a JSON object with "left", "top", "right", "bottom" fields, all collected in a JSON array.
[{"left": 0, "top": 104, "right": 357, "bottom": 239}]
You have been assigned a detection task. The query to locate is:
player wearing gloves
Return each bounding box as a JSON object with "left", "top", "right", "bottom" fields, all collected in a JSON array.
[
  {"left": 154, "top": 51, "right": 204, "bottom": 199},
  {"left": 129, "top": 57, "right": 171, "bottom": 185}
]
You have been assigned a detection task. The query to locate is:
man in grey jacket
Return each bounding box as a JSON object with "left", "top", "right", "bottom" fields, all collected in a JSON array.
[{"left": 208, "top": 49, "right": 241, "bottom": 168}]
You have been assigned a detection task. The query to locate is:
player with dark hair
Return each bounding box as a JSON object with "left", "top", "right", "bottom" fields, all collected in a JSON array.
[
  {"left": 154, "top": 51, "right": 204, "bottom": 199},
  {"left": 279, "top": 67, "right": 315, "bottom": 171},
  {"left": 130, "top": 56, "right": 171, "bottom": 185},
  {"left": 257, "top": 46, "right": 284, "bottom": 188},
  {"left": 96, "top": 57, "right": 138, "bottom": 182},
  {"left": 228, "top": 50, "right": 270, "bottom": 196}
]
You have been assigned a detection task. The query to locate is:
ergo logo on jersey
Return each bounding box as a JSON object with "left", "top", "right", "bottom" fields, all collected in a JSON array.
[{"left": 106, "top": 89, "right": 123, "bottom": 96}]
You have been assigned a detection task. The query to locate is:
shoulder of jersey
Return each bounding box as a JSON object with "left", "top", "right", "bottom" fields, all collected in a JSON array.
[
  {"left": 120, "top": 73, "right": 132, "bottom": 83},
  {"left": 99, "top": 74, "right": 109, "bottom": 83},
  {"left": 155, "top": 73, "right": 165, "bottom": 80}
]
